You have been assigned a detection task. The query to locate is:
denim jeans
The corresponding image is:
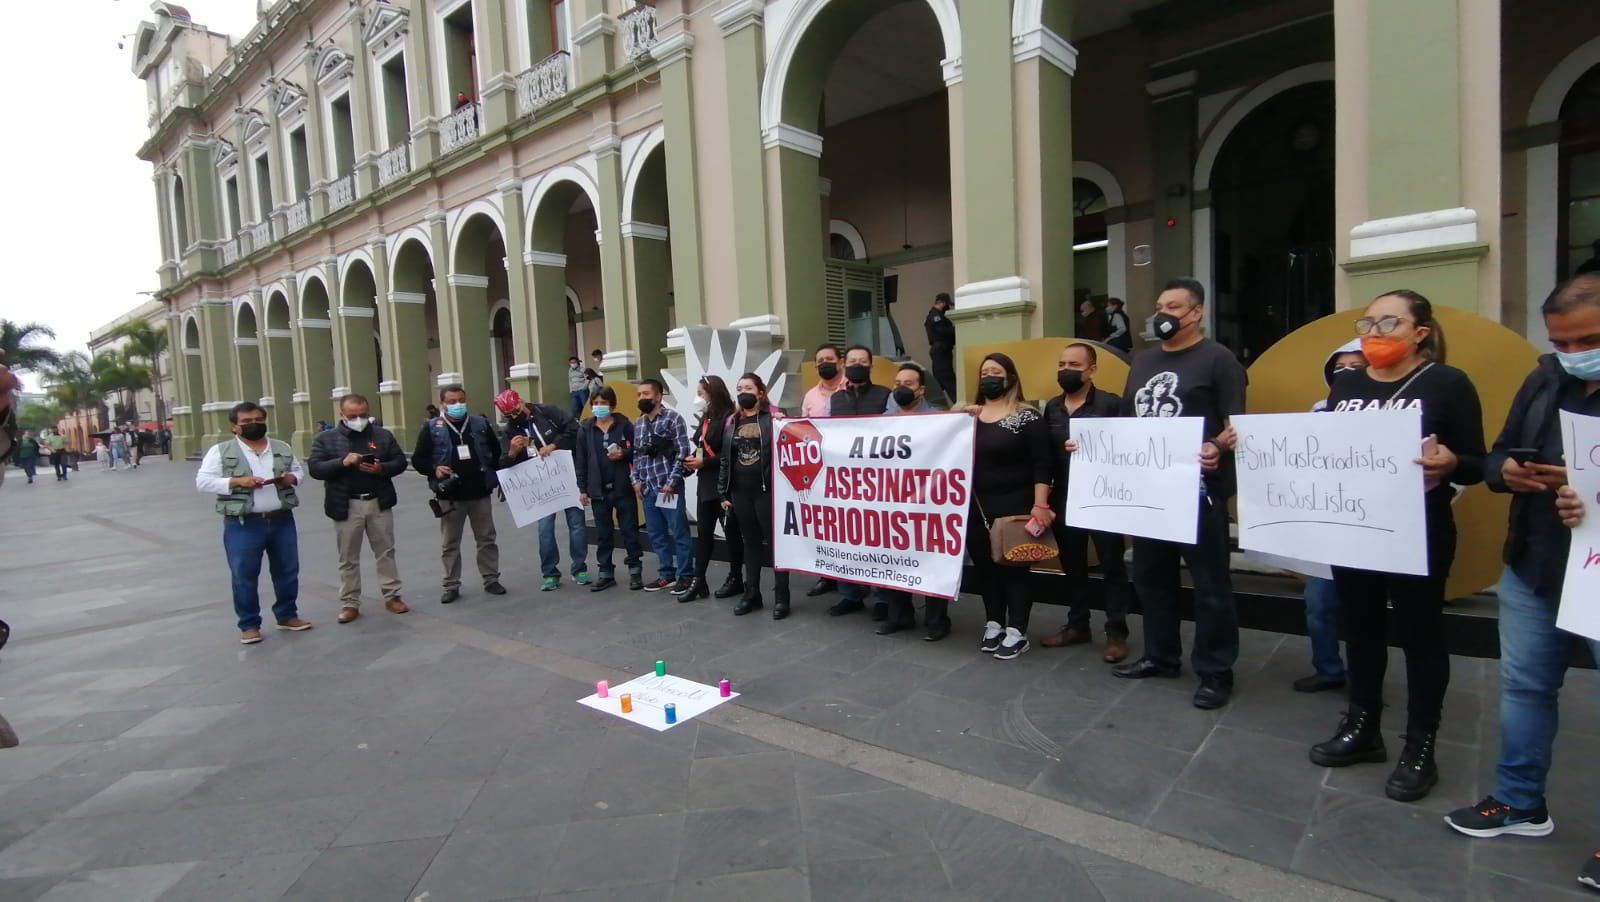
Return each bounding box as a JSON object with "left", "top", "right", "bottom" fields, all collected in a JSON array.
[
  {"left": 591, "top": 491, "right": 643, "bottom": 576},
  {"left": 222, "top": 513, "right": 300, "bottom": 631},
  {"left": 1303, "top": 576, "right": 1346, "bottom": 681},
  {"left": 1130, "top": 496, "right": 1239, "bottom": 677},
  {"left": 569, "top": 390, "right": 589, "bottom": 418},
  {"left": 640, "top": 488, "right": 693, "bottom": 581},
  {"left": 1493, "top": 566, "right": 1600, "bottom": 810},
  {"left": 538, "top": 506, "right": 589, "bottom": 578}
]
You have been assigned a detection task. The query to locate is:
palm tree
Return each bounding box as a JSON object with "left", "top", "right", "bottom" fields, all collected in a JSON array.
[
  {"left": 42, "top": 352, "right": 100, "bottom": 450},
  {"left": 0, "top": 321, "right": 62, "bottom": 374},
  {"left": 109, "top": 321, "right": 169, "bottom": 423},
  {"left": 90, "top": 352, "right": 149, "bottom": 426}
]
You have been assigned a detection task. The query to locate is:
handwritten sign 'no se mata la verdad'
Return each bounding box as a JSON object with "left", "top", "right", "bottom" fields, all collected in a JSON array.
[
  {"left": 1559, "top": 410, "right": 1600, "bottom": 641},
  {"left": 497, "top": 450, "right": 582, "bottom": 528},
  {"left": 1064, "top": 416, "right": 1203, "bottom": 544},
  {"left": 1232, "top": 409, "right": 1428, "bottom": 575}
]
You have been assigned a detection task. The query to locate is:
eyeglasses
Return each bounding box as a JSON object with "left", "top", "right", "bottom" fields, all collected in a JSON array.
[{"left": 1354, "top": 315, "right": 1415, "bottom": 336}]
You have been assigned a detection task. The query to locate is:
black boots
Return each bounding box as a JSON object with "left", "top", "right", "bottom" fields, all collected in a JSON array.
[
  {"left": 713, "top": 574, "right": 745, "bottom": 599},
  {"left": 773, "top": 591, "right": 790, "bottom": 621},
  {"left": 1309, "top": 706, "right": 1387, "bottom": 767},
  {"left": 674, "top": 578, "right": 710, "bottom": 602},
  {"left": 733, "top": 594, "right": 764, "bottom": 616},
  {"left": 1385, "top": 730, "right": 1439, "bottom": 802}
]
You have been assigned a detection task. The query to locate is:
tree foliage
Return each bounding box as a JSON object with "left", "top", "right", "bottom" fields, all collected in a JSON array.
[{"left": 0, "top": 321, "right": 62, "bottom": 374}]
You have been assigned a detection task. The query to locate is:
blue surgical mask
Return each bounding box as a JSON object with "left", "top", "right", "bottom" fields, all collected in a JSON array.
[
  {"left": 444, "top": 403, "right": 468, "bottom": 420},
  {"left": 591, "top": 405, "right": 611, "bottom": 419},
  {"left": 1558, "top": 347, "right": 1600, "bottom": 382}
]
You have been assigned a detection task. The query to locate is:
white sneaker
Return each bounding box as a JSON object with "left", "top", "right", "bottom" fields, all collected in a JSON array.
[
  {"left": 980, "top": 621, "right": 1004, "bottom": 653},
  {"left": 994, "top": 627, "right": 1030, "bottom": 661}
]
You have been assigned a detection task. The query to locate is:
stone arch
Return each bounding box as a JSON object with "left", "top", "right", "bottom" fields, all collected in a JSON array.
[
  {"left": 1193, "top": 62, "right": 1336, "bottom": 193},
  {"left": 526, "top": 175, "right": 605, "bottom": 401},
  {"left": 447, "top": 198, "right": 507, "bottom": 265},
  {"left": 621, "top": 126, "right": 667, "bottom": 223},
  {"left": 387, "top": 236, "right": 439, "bottom": 435},
  {"left": 339, "top": 256, "right": 383, "bottom": 401},
  {"left": 1524, "top": 35, "right": 1600, "bottom": 344},
  {"left": 298, "top": 271, "right": 331, "bottom": 319},
  {"left": 171, "top": 174, "right": 190, "bottom": 253},
  {"left": 297, "top": 273, "right": 337, "bottom": 430},
  {"left": 450, "top": 210, "right": 511, "bottom": 400},
  {"left": 524, "top": 166, "right": 604, "bottom": 253},
  {"left": 336, "top": 247, "right": 375, "bottom": 297},
  {"left": 386, "top": 226, "right": 434, "bottom": 281},
  {"left": 262, "top": 289, "right": 296, "bottom": 436},
  {"left": 233, "top": 298, "right": 265, "bottom": 406},
  {"left": 828, "top": 219, "right": 867, "bottom": 260},
  {"left": 1071, "top": 162, "right": 1127, "bottom": 307}
]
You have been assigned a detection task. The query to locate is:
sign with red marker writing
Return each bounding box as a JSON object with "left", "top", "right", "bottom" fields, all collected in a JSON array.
[
  {"left": 1559, "top": 410, "right": 1600, "bottom": 641},
  {"left": 772, "top": 413, "right": 974, "bottom": 599}
]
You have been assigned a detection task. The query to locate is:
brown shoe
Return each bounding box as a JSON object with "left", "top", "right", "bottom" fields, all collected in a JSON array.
[
  {"left": 1040, "top": 626, "right": 1092, "bottom": 649},
  {"left": 239, "top": 629, "right": 263, "bottom": 645},
  {"left": 1103, "top": 634, "right": 1130, "bottom": 663},
  {"left": 275, "top": 618, "right": 313, "bottom": 631},
  {"left": 338, "top": 607, "right": 360, "bottom": 624},
  {"left": 384, "top": 598, "right": 410, "bottom": 614}
]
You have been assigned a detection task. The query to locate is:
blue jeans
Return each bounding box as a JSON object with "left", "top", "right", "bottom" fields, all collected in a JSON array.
[
  {"left": 569, "top": 390, "right": 588, "bottom": 418},
  {"left": 222, "top": 513, "right": 300, "bottom": 631},
  {"left": 1493, "top": 566, "right": 1600, "bottom": 810},
  {"left": 1304, "top": 576, "right": 1346, "bottom": 681},
  {"left": 640, "top": 488, "right": 693, "bottom": 581},
  {"left": 538, "top": 506, "right": 589, "bottom": 579}
]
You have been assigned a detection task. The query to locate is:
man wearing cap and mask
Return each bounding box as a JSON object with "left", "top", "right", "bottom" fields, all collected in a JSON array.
[
  {"left": 496, "top": 389, "right": 590, "bottom": 591},
  {"left": 925, "top": 292, "right": 957, "bottom": 405},
  {"left": 308, "top": 393, "right": 410, "bottom": 623}
]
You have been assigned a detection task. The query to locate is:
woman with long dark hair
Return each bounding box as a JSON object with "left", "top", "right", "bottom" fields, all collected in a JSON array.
[
  {"left": 718, "top": 373, "right": 791, "bottom": 618},
  {"left": 679, "top": 376, "right": 744, "bottom": 600},
  {"left": 967, "top": 353, "right": 1054, "bottom": 659},
  {"left": 1311, "top": 289, "right": 1484, "bottom": 802}
]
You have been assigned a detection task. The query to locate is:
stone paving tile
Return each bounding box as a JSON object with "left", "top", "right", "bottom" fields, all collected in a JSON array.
[
  {"left": 332, "top": 778, "right": 485, "bottom": 847},
  {"left": 412, "top": 823, "right": 564, "bottom": 900},
  {"left": 62, "top": 767, "right": 222, "bottom": 819},
  {"left": 546, "top": 813, "right": 688, "bottom": 892},
  {"left": 34, "top": 862, "right": 195, "bottom": 902},
  {"left": 1029, "top": 729, "right": 1195, "bottom": 824},
  {"left": 0, "top": 876, "right": 65, "bottom": 902},
  {"left": 1147, "top": 788, "right": 1306, "bottom": 870},
  {"left": 667, "top": 867, "right": 810, "bottom": 902},
  {"left": 280, "top": 836, "right": 443, "bottom": 901},
  {"left": 1293, "top": 789, "right": 1472, "bottom": 901},
  {"left": 156, "top": 852, "right": 319, "bottom": 902},
  {"left": 1176, "top": 726, "right": 1327, "bottom": 822}
]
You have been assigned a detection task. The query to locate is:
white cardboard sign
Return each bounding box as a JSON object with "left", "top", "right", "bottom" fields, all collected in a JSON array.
[
  {"left": 497, "top": 450, "right": 582, "bottom": 528},
  {"left": 1232, "top": 409, "right": 1428, "bottom": 575},
  {"left": 577, "top": 673, "right": 740, "bottom": 731},
  {"left": 1064, "top": 416, "right": 1203, "bottom": 544},
  {"left": 1559, "top": 410, "right": 1600, "bottom": 641}
]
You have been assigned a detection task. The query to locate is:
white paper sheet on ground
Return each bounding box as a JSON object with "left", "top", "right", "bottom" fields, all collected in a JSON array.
[
  {"left": 1241, "top": 550, "right": 1333, "bottom": 581},
  {"left": 1558, "top": 410, "right": 1600, "bottom": 641},
  {"left": 577, "top": 673, "right": 739, "bottom": 731}
]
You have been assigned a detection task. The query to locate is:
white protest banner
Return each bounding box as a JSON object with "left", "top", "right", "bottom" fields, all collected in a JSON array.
[
  {"left": 1232, "top": 409, "right": 1427, "bottom": 575},
  {"left": 1065, "top": 417, "right": 1203, "bottom": 544},
  {"left": 1559, "top": 410, "right": 1600, "bottom": 641},
  {"left": 771, "top": 413, "right": 973, "bottom": 599},
  {"left": 496, "top": 450, "right": 581, "bottom": 528},
  {"left": 577, "top": 673, "right": 739, "bottom": 732}
]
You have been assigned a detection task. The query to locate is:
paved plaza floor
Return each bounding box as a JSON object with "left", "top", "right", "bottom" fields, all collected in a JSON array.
[{"left": 0, "top": 457, "right": 1596, "bottom": 900}]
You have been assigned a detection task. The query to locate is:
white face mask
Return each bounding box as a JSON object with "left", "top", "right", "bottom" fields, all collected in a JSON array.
[
  {"left": 344, "top": 417, "right": 370, "bottom": 432},
  {"left": 693, "top": 396, "right": 707, "bottom": 411}
]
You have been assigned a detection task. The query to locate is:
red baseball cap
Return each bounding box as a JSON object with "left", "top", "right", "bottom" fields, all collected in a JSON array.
[{"left": 492, "top": 389, "right": 524, "bottom": 415}]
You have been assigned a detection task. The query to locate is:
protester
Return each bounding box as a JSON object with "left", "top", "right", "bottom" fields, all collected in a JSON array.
[
  {"left": 195, "top": 401, "right": 311, "bottom": 644},
  {"left": 632, "top": 378, "right": 694, "bottom": 591},
  {"left": 682, "top": 375, "right": 745, "bottom": 601},
  {"left": 1441, "top": 275, "right": 1600, "bottom": 853},
  {"left": 1105, "top": 298, "right": 1133, "bottom": 354},
  {"left": 877, "top": 363, "right": 951, "bottom": 639},
  {"left": 1111, "top": 278, "right": 1246, "bottom": 710},
  {"left": 925, "top": 292, "right": 957, "bottom": 405},
  {"left": 718, "top": 373, "right": 791, "bottom": 619},
  {"left": 575, "top": 387, "right": 643, "bottom": 592},
  {"left": 967, "top": 353, "right": 1054, "bottom": 659},
  {"left": 14, "top": 430, "right": 38, "bottom": 484},
  {"left": 1311, "top": 290, "right": 1484, "bottom": 803},
  {"left": 42, "top": 428, "right": 68, "bottom": 481},
  {"left": 1041, "top": 342, "right": 1131, "bottom": 662},
  {"left": 828, "top": 345, "right": 892, "bottom": 617},
  {"left": 413, "top": 385, "right": 506, "bottom": 605},
  {"left": 308, "top": 393, "right": 410, "bottom": 624},
  {"left": 496, "top": 389, "right": 590, "bottom": 591},
  {"left": 566, "top": 356, "right": 590, "bottom": 418},
  {"left": 1293, "top": 339, "right": 1367, "bottom": 693},
  {"left": 801, "top": 343, "right": 846, "bottom": 599}
]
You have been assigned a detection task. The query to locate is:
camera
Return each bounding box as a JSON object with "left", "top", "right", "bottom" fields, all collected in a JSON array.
[
  {"left": 432, "top": 471, "right": 461, "bottom": 496},
  {"left": 637, "top": 433, "right": 673, "bottom": 458}
]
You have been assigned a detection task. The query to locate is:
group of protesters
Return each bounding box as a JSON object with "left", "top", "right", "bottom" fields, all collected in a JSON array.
[{"left": 195, "top": 272, "right": 1600, "bottom": 891}]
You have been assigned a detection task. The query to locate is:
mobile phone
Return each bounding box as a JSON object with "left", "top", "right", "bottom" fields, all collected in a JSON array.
[
  {"left": 1507, "top": 448, "right": 1542, "bottom": 465},
  {"left": 360, "top": 454, "right": 378, "bottom": 464}
]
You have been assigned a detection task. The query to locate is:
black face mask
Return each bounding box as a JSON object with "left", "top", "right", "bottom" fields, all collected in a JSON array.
[
  {"left": 816, "top": 362, "right": 839, "bottom": 381},
  {"left": 636, "top": 398, "right": 656, "bottom": 415},
  {"left": 892, "top": 386, "right": 917, "bottom": 408},
  {"left": 845, "top": 364, "right": 870, "bottom": 384},
  {"left": 1056, "top": 370, "right": 1085, "bottom": 394},
  {"left": 737, "top": 392, "right": 758, "bottom": 410},
  {"left": 978, "top": 376, "right": 1007, "bottom": 400},
  {"left": 1154, "top": 309, "right": 1193, "bottom": 340},
  {"left": 238, "top": 423, "right": 268, "bottom": 441}
]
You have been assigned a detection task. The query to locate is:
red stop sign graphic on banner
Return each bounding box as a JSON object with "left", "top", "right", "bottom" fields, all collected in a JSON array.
[{"left": 776, "top": 420, "right": 824, "bottom": 493}]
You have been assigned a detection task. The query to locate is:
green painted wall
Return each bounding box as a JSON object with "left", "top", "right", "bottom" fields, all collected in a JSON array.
[{"left": 1367, "top": 0, "right": 1461, "bottom": 218}]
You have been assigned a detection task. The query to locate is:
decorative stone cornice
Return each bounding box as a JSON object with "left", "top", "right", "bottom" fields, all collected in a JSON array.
[
  {"left": 315, "top": 47, "right": 353, "bottom": 89},
  {"left": 446, "top": 274, "right": 491, "bottom": 288},
  {"left": 652, "top": 31, "right": 694, "bottom": 67},
  {"left": 388, "top": 291, "right": 428, "bottom": 305},
  {"left": 508, "top": 363, "right": 539, "bottom": 379},
  {"left": 1145, "top": 71, "right": 1198, "bottom": 98},
  {"left": 573, "top": 14, "right": 617, "bottom": 44},
  {"left": 713, "top": 0, "right": 764, "bottom": 35},
  {"left": 621, "top": 221, "right": 669, "bottom": 241},
  {"left": 524, "top": 250, "right": 568, "bottom": 268},
  {"left": 337, "top": 305, "right": 376, "bottom": 318},
  {"left": 1013, "top": 26, "right": 1076, "bottom": 76},
  {"left": 297, "top": 318, "right": 332, "bottom": 328},
  {"left": 589, "top": 136, "right": 622, "bottom": 158},
  {"left": 761, "top": 123, "right": 823, "bottom": 158},
  {"left": 364, "top": 4, "right": 409, "bottom": 56}
]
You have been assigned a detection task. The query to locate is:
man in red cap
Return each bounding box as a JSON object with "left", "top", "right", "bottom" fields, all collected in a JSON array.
[{"left": 496, "top": 388, "right": 591, "bottom": 591}]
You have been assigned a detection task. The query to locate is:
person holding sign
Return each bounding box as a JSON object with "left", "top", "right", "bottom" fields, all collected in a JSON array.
[
  {"left": 413, "top": 386, "right": 506, "bottom": 605},
  {"left": 876, "top": 363, "right": 952, "bottom": 639},
  {"left": 1041, "top": 342, "right": 1132, "bottom": 662},
  {"left": 1444, "top": 275, "right": 1600, "bottom": 860},
  {"left": 496, "top": 389, "right": 590, "bottom": 592},
  {"left": 575, "top": 387, "right": 644, "bottom": 592},
  {"left": 828, "top": 345, "right": 892, "bottom": 619},
  {"left": 718, "top": 374, "right": 791, "bottom": 619},
  {"left": 1311, "top": 290, "right": 1484, "bottom": 803},
  {"left": 968, "top": 353, "right": 1054, "bottom": 659},
  {"left": 681, "top": 376, "right": 746, "bottom": 602},
  {"left": 1111, "top": 278, "right": 1246, "bottom": 711}
]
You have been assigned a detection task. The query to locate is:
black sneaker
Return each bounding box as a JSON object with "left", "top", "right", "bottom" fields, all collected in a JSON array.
[
  {"left": 993, "top": 633, "right": 1030, "bottom": 660},
  {"left": 1444, "top": 796, "right": 1554, "bottom": 838},
  {"left": 1580, "top": 851, "right": 1600, "bottom": 891},
  {"left": 642, "top": 578, "right": 674, "bottom": 592},
  {"left": 628, "top": 573, "right": 644, "bottom": 591},
  {"left": 669, "top": 577, "right": 695, "bottom": 595},
  {"left": 979, "top": 621, "right": 1003, "bottom": 653}
]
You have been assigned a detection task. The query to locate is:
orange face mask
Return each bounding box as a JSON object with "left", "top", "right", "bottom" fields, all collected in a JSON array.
[{"left": 1360, "top": 336, "right": 1412, "bottom": 369}]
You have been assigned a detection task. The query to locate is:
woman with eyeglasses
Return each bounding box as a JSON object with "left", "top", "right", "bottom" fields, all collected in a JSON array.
[
  {"left": 1310, "top": 290, "right": 1485, "bottom": 802},
  {"left": 679, "top": 376, "right": 745, "bottom": 601}
]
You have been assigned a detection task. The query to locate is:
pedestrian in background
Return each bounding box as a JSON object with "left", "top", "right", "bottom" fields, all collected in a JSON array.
[
  {"left": 195, "top": 401, "right": 311, "bottom": 644},
  {"left": 14, "top": 430, "right": 38, "bottom": 484},
  {"left": 925, "top": 292, "right": 957, "bottom": 406},
  {"left": 308, "top": 393, "right": 410, "bottom": 624}
]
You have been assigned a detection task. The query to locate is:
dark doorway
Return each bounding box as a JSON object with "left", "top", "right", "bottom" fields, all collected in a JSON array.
[{"left": 1209, "top": 81, "right": 1335, "bottom": 363}]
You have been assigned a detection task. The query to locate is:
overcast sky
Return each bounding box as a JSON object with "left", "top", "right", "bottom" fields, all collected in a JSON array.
[{"left": 0, "top": 1, "right": 260, "bottom": 390}]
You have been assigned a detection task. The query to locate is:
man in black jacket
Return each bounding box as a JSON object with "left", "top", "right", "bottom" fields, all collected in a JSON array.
[
  {"left": 308, "top": 394, "right": 411, "bottom": 623},
  {"left": 829, "top": 345, "right": 891, "bottom": 616},
  {"left": 414, "top": 385, "right": 507, "bottom": 604},
  {"left": 1444, "top": 275, "right": 1600, "bottom": 874},
  {"left": 495, "top": 389, "right": 590, "bottom": 591}
]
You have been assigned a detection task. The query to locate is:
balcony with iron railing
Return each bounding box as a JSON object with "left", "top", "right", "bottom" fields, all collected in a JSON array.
[
  {"left": 621, "top": 5, "right": 659, "bottom": 61},
  {"left": 221, "top": 238, "right": 240, "bottom": 266},
  {"left": 285, "top": 197, "right": 311, "bottom": 233},
  {"left": 515, "top": 51, "right": 571, "bottom": 118},
  {"left": 243, "top": 220, "right": 273, "bottom": 254},
  {"left": 328, "top": 173, "right": 357, "bottom": 212},
  {"left": 378, "top": 140, "right": 412, "bottom": 187},
  {"left": 440, "top": 102, "right": 481, "bottom": 154}
]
